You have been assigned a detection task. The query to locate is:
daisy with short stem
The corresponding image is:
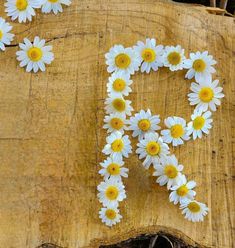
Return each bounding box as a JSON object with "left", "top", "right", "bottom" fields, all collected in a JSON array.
[
  {"left": 136, "top": 132, "right": 169, "bottom": 169},
  {"left": 99, "top": 207, "right": 122, "bottom": 227},
  {"left": 169, "top": 175, "right": 196, "bottom": 205},
  {"left": 187, "top": 109, "right": 213, "bottom": 140},
  {"left": 180, "top": 199, "right": 209, "bottom": 222},
  {"left": 129, "top": 109, "right": 161, "bottom": 140},
  {"left": 184, "top": 51, "right": 216, "bottom": 83},
  {"left": 0, "top": 18, "right": 14, "bottom": 51},
  {"left": 103, "top": 113, "right": 129, "bottom": 134},
  {"left": 163, "top": 45, "right": 186, "bottom": 71},
  {"left": 41, "top": 0, "right": 71, "bottom": 14},
  {"left": 99, "top": 156, "right": 129, "bottom": 181},
  {"left": 188, "top": 80, "right": 224, "bottom": 112},
  {"left": 161, "top": 116, "right": 190, "bottom": 147},
  {"left": 133, "top": 38, "right": 164, "bottom": 73}
]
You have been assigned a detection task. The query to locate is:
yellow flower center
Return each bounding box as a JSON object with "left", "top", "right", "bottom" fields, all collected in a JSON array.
[
  {"left": 105, "top": 209, "right": 117, "bottom": 220},
  {"left": 105, "top": 186, "right": 119, "bottom": 200},
  {"left": 48, "top": 0, "right": 58, "bottom": 2},
  {"left": 193, "top": 116, "right": 205, "bottom": 130},
  {"left": 170, "top": 124, "right": 184, "bottom": 138},
  {"left": 0, "top": 30, "right": 3, "bottom": 40},
  {"left": 110, "top": 117, "right": 124, "bottom": 130},
  {"left": 27, "top": 47, "right": 43, "bottom": 62},
  {"left": 199, "top": 87, "right": 214, "bottom": 103},
  {"left": 107, "top": 163, "right": 121, "bottom": 176},
  {"left": 138, "top": 119, "right": 151, "bottom": 131},
  {"left": 188, "top": 202, "right": 201, "bottom": 213},
  {"left": 16, "top": 0, "right": 28, "bottom": 10},
  {"left": 193, "top": 59, "right": 206, "bottom": 72},
  {"left": 111, "top": 139, "right": 124, "bottom": 152},
  {"left": 115, "top": 53, "right": 131, "bottom": 69},
  {"left": 142, "top": 48, "right": 156, "bottom": 63},
  {"left": 112, "top": 98, "right": 126, "bottom": 112},
  {"left": 113, "top": 79, "right": 126, "bottom": 92},
  {"left": 146, "top": 141, "right": 161, "bottom": 156},
  {"left": 176, "top": 185, "right": 189, "bottom": 197},
  {"left": 164, "top": 165, "right": 178, "bottom": 179},
  {"left": 167, "top": 52, "right": 181, "bottom": 65}
]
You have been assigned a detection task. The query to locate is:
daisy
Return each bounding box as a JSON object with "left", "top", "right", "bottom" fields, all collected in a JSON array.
[
  {"left": 105, "top": 96, "right": 133, "bottom": 116},
  {"left": 163, "top": 45, "right": 186, "bottom": 71},
  {"left": 136, "top": 132, "right": 169, "bottom": 169},
  {"left": 153, "top": 155, "right": 184, "bottom": 189},
  {"left": 187, "top": 109, "right": 213, "bottom": 140},
  {"left": 97, "top": 178, "right": 126, "bottom": 207},
  {"left": 188, "top": 80, "right": 224, "bottom": 112},
  {"left": 129, "top": 109, "right": 161, "bottom": 140},
  {"left": 184, "top": 51, "right": 216, "bottom": 83},
  {"left": 161, "top": 117, "right": 190, "bottom": 147},
  {"left": 180, "top": 199, "right": 209, "bottom": 222},
  {"left": 105, "top": 45, "right": 140, "bottom": 75},
  {"left": 41, "top": 0, "right": 71, "bottom": 14},
  {"left": 0, "top": 18, "right": 14, "bottom": 51},
  {"left": 99, "top": 156, "right": 129, "bottom": 181},
  {"left": 169, "top": 175, "right": 196, "bottom": 204},
  {"left": 102, "top": 131, "right": 132, "bottom": 160},
  {"left": 16, "top": 36, "right": 54, "bottom": 73},
  {"left": 99, "top": 207, "right": 122, "bottom": 227},
  {"left": 5, "top": 0, "right": 43, "bottom": 23},
  {"left": 103, "top": 113, "right": 129, "bottom": 134},
  {"left": 133, "top": 38, "right": 164, "bottom": 73}
]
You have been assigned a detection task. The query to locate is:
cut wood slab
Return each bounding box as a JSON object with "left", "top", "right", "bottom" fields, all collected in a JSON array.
[{"left": 0, "top": 1, "right": 234, "bottom": 248}]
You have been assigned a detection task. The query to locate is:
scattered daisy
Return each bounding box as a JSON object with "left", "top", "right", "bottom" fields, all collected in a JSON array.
[
  {"left": 129, "top": 109, "right": 161, "bottom": 140},
  {"left": 103, "top": 113, "right": 129, "bottom": 134},
  {"left": 153, "top": 155, "right": 183, "bottom": 189},
  {"left": 169, "top": 175, "right": 196, "bottom": 204},
  {"left": 163, "top": 45, "right": 186, "bottom": 71},
  {"left": 16, "top": 36, "right": 54, "bottom": 73},
  {"left": 180, "top": 199, "right": 209, "bottom": 222},
  {"left": 97, "top": 178, "right": 126, "bottom": 207},
  {"left": 105, "top": 45, "right": 140, "bottom": 75},
  {"left": 187, "top": 109, "right": 213, "bottom": 140},
  {"left": 5, "top": 0, "right": 43, "bottom": 23},
  {"left": 99, "top": 207, "right": 122, "bottom": 227},
  {"left": 102, "top": 131, "right": 132, "bottom": 160},
  {"left": 184, "top": 51, "right": 216, "bottom": 83},
  {"left": 188, "top": 80, "right": 224, "bottom": 112},
  {"left": 0, "top": 18, "right": 14, "bottom": 51},
  {"left": 105, "top": 96, "right": 133, "bottom": 116},
  {"left": 41, "top": 0, "right": 71, "bottom": 14},
  {"left": 161, "top": 117, "right": 190, "bottom": 147},
  {"left": 136, "top": 132, "right": 169, "bottom": 169},
  {"left": 99, "top": 156, "right": 129, "bottom": 181},
  {"left": 133, "top": 38, "right": 164, "bottom": 73}
]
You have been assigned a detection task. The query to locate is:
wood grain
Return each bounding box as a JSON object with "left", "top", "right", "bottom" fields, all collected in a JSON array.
[{"left": 0, "top": 1, "right": 234, "bottom": 247}]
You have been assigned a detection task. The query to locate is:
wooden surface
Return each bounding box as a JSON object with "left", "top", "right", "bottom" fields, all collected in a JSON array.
[{"left": 0, "top": 1, "right": 234, "bottom": 248}]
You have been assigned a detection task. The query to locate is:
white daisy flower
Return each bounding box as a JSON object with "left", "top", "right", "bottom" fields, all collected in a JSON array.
[
  {"left": 107, "top": 72, "right": 133, "bottom": 97},
  {"left": 102, "top": 131, "right": 132, "bottom": 160},
  {"left": 129, "top": 109, "right": 161, "bottom": 140},
  {"left": 153, "top": 155, "right": 184, "bottom": 189},
  {"left": 5, "top": 0, "right": 43, "bottom": 23},
  {"left": 16, "top": 36, "right": 54, "bottom": 73},
  {"left": 136, "top": 132, "right": 169, "bottom": 169},
  {"left": 180, "top": 199, "right": 209, "bottom": 222},
  {"left": 0, "top": 18, "right": 14, "bottom": 51},
  {"left": 99, "top": 156, "right": 129, "bottom": 181},
  {"left": 184, "top": 51, "right": 216, "bottom": 83},
  {"left": 163, "top": 45, "right": 186, "bottom": 71},
  {"left": 188, "top": 80, "right": 224, "bottom": 112},
  {"left": 97, "top": 178, "right": 126, "bottom": 208},
  {"left": 105, "top": 45, "right": 140, "bottom": 75},
  {"left": 41, "top": 0, "right": 71, "bottom": 14},
  {"left": 105, "top": 96, "right": 133, "bottom": 116},
  {"left": 99, "top": 207, "right": 122, "bottom": 227},
  {"left": 133, "top": 38, "right": 164, "bottom": 73},
  {"left": 187, "top": 109, "right": 213, "bottom": 140},
  {"left": 103, "top": 113, "right": 129, "bottom": 134},
  {"left": 161, "top": 117, "right": 190, "bottom": 147},
  {"left": 169, "top": 175, "right": 196, "bottom": 204}
]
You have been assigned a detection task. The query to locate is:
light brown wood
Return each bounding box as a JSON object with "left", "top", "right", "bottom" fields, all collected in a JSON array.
[{"left": 0, "top": 1, "right": 234, "bottom": 248}]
